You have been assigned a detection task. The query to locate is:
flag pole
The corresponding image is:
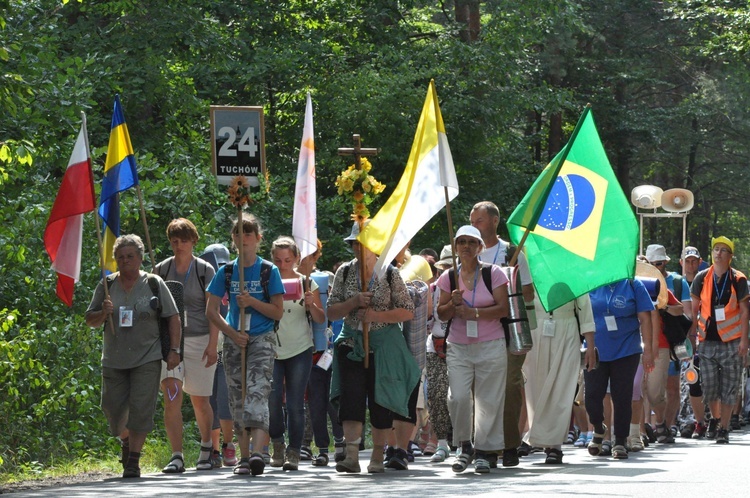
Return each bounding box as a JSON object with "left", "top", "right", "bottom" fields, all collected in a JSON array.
[
  {"left": 83, "top": 111, "right": 115, "bottom": 335},
  {"left": 236, "top": 207, "right": 248, "bottom": 412},
  {"left": 443, "top": 187, "right": 458, "bottom": 274},
  {"left": 134, "top": 186, "right": 157, "bottom": 271}
]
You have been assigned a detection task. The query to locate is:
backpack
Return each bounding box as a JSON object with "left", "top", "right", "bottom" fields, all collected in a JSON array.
[
  {"left": 442, "top": 264, "right": 494, "bottom": 354},
  {"left": 105, "top": 273, "right": 185, "bottom": 362},
  {"left": 224, "top": 259, "right": 279, "bottom": 333},
  {"left": 155, "top": 256, "right": 210, "bottom": 293}
]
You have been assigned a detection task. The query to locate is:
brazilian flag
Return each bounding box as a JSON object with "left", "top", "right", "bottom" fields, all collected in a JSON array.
[{"left": 507, "top": 107, "right": 638, "bottom": 312}]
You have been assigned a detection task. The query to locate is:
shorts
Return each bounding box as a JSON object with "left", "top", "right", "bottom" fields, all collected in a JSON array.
[
  {"left": 101, "top": 360, "right": 161, "bottom": 435},
  {"left": 160, "top": 335, "right": 217, "bottom": 396}
]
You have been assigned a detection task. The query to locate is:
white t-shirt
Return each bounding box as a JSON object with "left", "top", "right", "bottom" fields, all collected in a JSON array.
[{"left": 478, "top": 238, "right": 533, "bottom": 286}]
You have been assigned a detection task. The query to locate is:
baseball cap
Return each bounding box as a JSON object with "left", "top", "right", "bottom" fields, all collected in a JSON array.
[{"left": 681, "top": 246, "right": 700, "bottom": 260}]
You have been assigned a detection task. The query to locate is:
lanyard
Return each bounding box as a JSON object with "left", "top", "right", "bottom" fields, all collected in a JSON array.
[
  {"left": 713, "top": 271, "right": 729, "bottom": 306},
  {"left": 459, "top": 264, "right": 480, "bottom": 308},
  {"left": 605, "top": 284, "right": 616, "bottom": 314},
  {"left": 183, "top": 259, "right": 193, "bottom": 286},
  {"left": 478, "top": 242, "right": 503, "bottom": 266}
]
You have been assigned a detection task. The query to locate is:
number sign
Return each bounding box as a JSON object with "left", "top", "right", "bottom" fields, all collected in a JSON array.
[{"left": 209, "top": 106, "right": 266, "bottom": 186}]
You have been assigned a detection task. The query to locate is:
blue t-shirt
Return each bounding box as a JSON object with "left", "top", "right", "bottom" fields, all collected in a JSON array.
[
  {"left": 207, "top": 256, "right": 284, "bottom": 336},
  {"left": 589, "top": 279, "right": 655, "bottom": 361}
]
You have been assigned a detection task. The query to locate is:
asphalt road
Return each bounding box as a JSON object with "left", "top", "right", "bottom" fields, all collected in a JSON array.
[{"left": 8, "top": 431, "right": 748, "bottom": 497}]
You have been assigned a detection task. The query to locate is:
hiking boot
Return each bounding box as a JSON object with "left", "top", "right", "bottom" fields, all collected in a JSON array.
[
  {"left": 706, "top": 418, "right": 719, "bottom": 440},
  {"left": 730, "top": 414, "right": 741, "bottom": 431},
  {"left": 716, "top": 428, "right": 729, "bottom": 444},
  {"left": 271, "top": 441, "right": 285, "bottom": 467},
  {"left": 283, "top": 448, "right": 300, "bottom": 471},
  {"left": 335, "top": 442, "right": 361, "bottom": 473}
]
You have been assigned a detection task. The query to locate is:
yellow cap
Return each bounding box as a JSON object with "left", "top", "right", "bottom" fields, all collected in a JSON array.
[{"left": 712, "top": 236, "right": 734, "bottom": 254}]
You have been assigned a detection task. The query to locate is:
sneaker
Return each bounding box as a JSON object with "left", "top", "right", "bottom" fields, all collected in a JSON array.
[
  {"left": 680, "top": 423, "right": 695, "bottom": 438},
  {"left": 408, "top": 440, "right": 423, "bottom": 457},
  {"left": 430, "top": 446, "right": 450, "bottom": 463},
  {"left": 692, "top": 422, "right": 707, "bottom": 439},
  {"left": 474, "top": 453, "right": 490, "bottom": 474},
  {"left": 730, "top": 414, "right": 741, "bottom": 431},
  {"left": 312, "top": 453, "right": 329, "bottom": 466},
  {"left": 262, "top": 452, "right": 271, "bottom": 465},
  {"left": 222, "top": 442, "right": 238, "bottom": 467},
  {"left": 628, "top": 434, "right": 644, "bottom": 452},
  {"left": 487, "top": 453, "right": 498, "bottom": 469},
  {"left": 385, "top": 447, "right": 409, "bottom": 470},
  {"left": 517, "top": 441, "right": 532, "bottom": 457},
  {"left": 706, "top": 418, "right": 719, "bottom": 440},
  {"left": 502, "top": 447, "right": 519, "bottom": 467},
  {"left": 248, "top": 453, "right": 266, "bottom": 475},
  {"left": 573, "top": 433, "right": 588, "bottom": 447},
  {"left": 716, "top": 428, "right": 729, "bottom": 444},
  {"left": 299, "top": 445, "right": 313, "bottom": 461},
  {"left": 656, "top": 422, "right": 675, "bottom": 444},
  {"left": 210, "top": 450, "right": 222, "bottom": 469},
  {"left": 383, "top": 446, "right": 395, "bottom": 467}
]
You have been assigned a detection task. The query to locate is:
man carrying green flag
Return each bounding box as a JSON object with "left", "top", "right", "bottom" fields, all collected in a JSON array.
[{"left": 506, "top": 107, "right": 638, "bottom": 312}]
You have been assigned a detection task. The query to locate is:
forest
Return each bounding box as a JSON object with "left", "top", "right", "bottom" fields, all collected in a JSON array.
[{"left": 1, "top": 0, "right": 749, "bottom": 474}]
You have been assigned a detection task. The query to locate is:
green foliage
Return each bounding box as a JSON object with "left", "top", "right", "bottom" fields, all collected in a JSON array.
[{"left": 1, "top": 0, "right": 750, "bottom": 478}]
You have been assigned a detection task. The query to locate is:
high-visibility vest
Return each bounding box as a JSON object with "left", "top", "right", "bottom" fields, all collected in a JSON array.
[{"left": 697, "top": 266, "right": 746, "bottom": 342}]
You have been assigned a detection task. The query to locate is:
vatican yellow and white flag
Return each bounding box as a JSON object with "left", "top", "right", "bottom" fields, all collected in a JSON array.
[{"left": 292, "top": 92, "right": 318, "bottom": 259}]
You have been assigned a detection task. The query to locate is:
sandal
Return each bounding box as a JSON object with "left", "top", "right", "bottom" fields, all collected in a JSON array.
[
  {"left": 162, "top": 454, "right": 186, "bottom": 474},
  {"left": 233, "top": 457, "right": 251, "bottom": 475},
  {"left": 612, "top": 444, "right": 628, "bottom": 459},
  {"left": 544, "top": 448, "right": 563, "bottom": 464},
  {"left": 451, "top": 445, "right": 474, "bottom": 473},
  {"left": 196, "top": 445, "right": 214, "bottom": 470},
  {"left": 587, "top": 424, "right": 607, "bottom": 456},
  {"left": 600, "top": 440, "right": 612, "bottom": 457},
  {"left": 423, "top": 442, "right": 437, "bottom": 456},
  {"left": 312, "top": 453, "right": 329, "bottom": 467},
  {"left": 430, "top": 446, "right": 449, "bottom": 463}
]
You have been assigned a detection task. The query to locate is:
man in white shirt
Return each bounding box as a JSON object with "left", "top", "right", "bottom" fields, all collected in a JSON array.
[{"left": 470, "top": 201, "right": 535, "bottom": 467}]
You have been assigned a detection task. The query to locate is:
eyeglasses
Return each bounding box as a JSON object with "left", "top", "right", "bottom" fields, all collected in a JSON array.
[
  {"left": 456, "top": 238, "right": 479, "bottom": 246},
  {"left": 650, "top": 261, "right": 666, "bottom": 267},
  {"left": 713, "top": 247, "right": 732, "bottom": 255}
]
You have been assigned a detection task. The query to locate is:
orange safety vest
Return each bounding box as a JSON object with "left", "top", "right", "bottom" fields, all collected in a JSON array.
[{"left": 697, "top": 266, "right": 746, "bottom": 342}]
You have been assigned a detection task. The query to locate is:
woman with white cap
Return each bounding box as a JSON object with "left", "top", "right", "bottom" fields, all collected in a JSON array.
[{"left": 436, "top": 225, "right": 509, "bottom": 474}]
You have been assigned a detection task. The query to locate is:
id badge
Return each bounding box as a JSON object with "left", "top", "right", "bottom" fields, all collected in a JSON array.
[
  {"left": 119, "top": 307, "right": 133, "bottom": 328},
  {"left": 317, "top": 350, "right": 334, "bottom": 371},
  {"left": 466, "top": 320, "right": 478, "bottom": 338},
  {"left": 715, "top": 307, "right": 726, "bottom": 321},
  {"left": 543, "top": 318, "right": 555, "bottom": 337},
  {"left": 243, "top": 313, "right": 252, "bottom": 331},
  {"left": 604, "top": 314, "right": 618, "bottom": 332}
]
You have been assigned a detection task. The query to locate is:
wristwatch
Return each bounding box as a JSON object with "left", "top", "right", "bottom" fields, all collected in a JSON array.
[{"left": 170, "top": 348, "right": 181, "bottom": 355}]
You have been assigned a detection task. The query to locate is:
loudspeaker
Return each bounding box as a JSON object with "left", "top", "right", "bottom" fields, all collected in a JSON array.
[
  {"left": 661, "top": 188, "right": 694, "bottom": 212},
  {"left": 631, "top": 185, "right": 663, "bottom": 209}
]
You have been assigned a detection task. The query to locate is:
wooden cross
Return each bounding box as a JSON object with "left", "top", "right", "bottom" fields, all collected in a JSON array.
[
  {"left": 337, "top": 134, "right": 379, "bottom": 169},
  {"left": 337, "top": 134, "right": 379, "bottom": 369}
]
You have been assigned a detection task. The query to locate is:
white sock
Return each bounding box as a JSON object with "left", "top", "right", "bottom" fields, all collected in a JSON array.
[
  {"left": 629, "top": 424, "right": 640, "bottom": 438},
  {"left": 438, "top": 439, "right": 449, "bottom": 449},
  {"left": 199, "top": 441, "right": 212, "bottom": 461}
]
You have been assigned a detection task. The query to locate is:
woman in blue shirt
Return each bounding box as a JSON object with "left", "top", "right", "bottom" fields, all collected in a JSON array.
[
  {"left": 206, "top": 213, "right": 284, "bottom": 476},
  {"left": 586, "top": 278, "right": 654, "bottom": 460}
]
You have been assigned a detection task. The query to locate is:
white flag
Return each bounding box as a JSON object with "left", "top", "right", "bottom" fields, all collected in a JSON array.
[
  {"left": 360, "top": 80, "right": 459, "bottom": 278},
  {"left": 292, "top": 92, "right": 318, "bottom": 259}
]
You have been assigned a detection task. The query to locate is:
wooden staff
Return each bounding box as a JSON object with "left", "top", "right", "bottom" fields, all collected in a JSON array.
[
  {"left": 85, "top": 111, "right": 115, "bottom": 336},
  {"left": 135, "top": 185, "right": 157, "bottom": 271},
  {"left": 338, "top": 134, "right": 379, "bottom": 369},
  {"left": 237, "top": 208, "right": 248, "bottom": 408}
]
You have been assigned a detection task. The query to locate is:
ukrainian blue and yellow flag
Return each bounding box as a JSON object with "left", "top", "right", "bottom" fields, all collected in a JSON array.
[
  {"left": 98, "top": 95, "right": 139, "bottom": 273},
  {"left": 507, "top": 107, "right": 638, "bottom": 311}
]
